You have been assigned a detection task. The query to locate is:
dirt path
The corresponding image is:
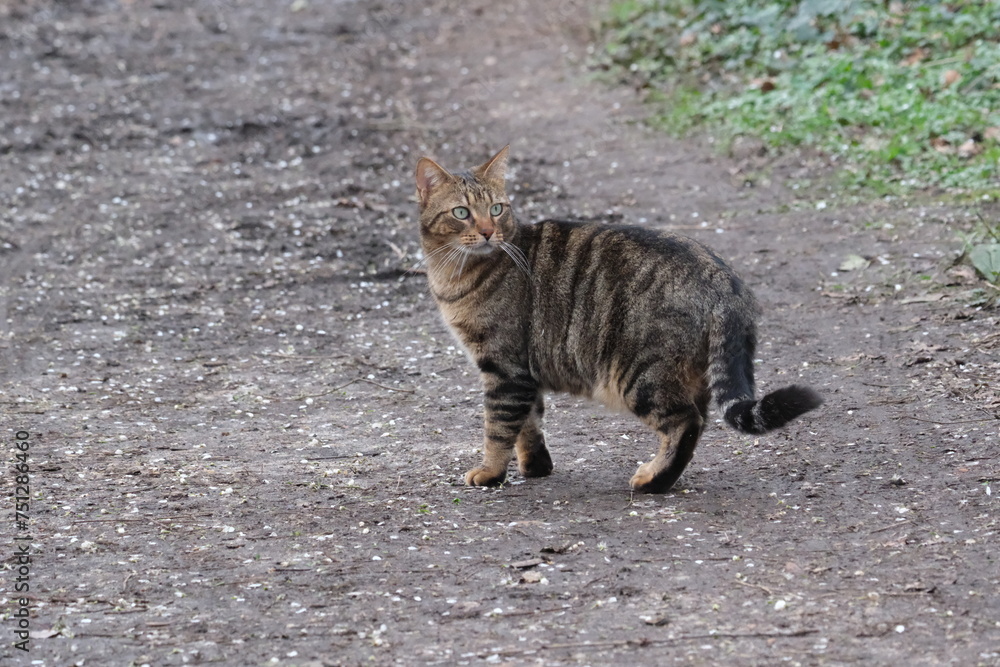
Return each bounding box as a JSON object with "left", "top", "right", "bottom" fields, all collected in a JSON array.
[{"left": 2, "top": 1, "right": 998, "bottom": 665}]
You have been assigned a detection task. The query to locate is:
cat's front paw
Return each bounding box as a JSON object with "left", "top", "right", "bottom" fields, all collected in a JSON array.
[{"left": 464, "top": 467, "right": 507, "bottom": 487}]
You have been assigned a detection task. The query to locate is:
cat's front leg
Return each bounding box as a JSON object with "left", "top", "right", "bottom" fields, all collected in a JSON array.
[{"left": 465, "top": 367, "right": 540, "bottom": 487}]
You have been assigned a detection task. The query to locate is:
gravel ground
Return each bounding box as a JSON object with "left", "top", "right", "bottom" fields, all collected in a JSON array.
[{"left": 1, "top": 1, "right": 998, "bottom": 665}]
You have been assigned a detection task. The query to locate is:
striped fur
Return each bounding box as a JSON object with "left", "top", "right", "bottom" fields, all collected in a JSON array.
[{"left": 415, "top": 147, "right": 822, "bottom": 493}]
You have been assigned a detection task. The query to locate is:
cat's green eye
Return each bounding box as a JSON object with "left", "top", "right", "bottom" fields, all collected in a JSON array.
[
  {"left": 490, "top": 203, "right": 504, "bottom": 216},
  {"left": 452, "top": 206, "right": 470, "bottom": 220}
]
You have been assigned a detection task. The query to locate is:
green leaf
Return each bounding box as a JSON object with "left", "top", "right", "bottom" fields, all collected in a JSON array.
[{"left": 969, "top": 243, "right": 1000, "bottom": 283}]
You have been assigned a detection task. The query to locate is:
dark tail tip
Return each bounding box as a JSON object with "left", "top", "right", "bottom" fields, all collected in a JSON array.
[{"left": 724, "top": 385, "right": 823, "bottom": 435}]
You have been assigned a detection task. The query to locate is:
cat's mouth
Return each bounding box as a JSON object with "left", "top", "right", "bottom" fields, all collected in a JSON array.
[{"left": 463, "top": 239, "right": 499, "bottom": 255}]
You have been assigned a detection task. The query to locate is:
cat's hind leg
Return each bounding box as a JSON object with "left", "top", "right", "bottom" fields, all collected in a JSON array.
[
  {"left": 629, "top": 391, "right": 708, "bottom": 494},
  {"left": 515, "top": 394, "right": 553, "bottom": 478}
]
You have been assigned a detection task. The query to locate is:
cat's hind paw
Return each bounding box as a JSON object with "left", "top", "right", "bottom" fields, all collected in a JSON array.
[
  {"left": 630, "top": 463, "right": 681, "bottom": 494},
  {"left": 518, "top": 448, "right": 553, "bottom": 478}
]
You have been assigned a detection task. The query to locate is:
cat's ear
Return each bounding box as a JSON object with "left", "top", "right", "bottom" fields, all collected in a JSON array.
[
  {"left": 473, "top": 145, "right": 510, "bottom": 185},
  {"left": 415, "top": 157, "right": 455, "bottom": 208}
]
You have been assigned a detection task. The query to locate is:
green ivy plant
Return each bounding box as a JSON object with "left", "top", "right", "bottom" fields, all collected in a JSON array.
[{"left": 598, "top": 0, "right": 1000, "bottom": 195}]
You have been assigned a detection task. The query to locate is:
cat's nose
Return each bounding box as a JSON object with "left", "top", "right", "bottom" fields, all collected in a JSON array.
[{"left": 480, "top": 227, "right": 494, "bottom": 240}]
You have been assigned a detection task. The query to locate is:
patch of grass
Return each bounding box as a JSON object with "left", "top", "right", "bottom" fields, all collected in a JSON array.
[
  {"left": 597, "top": 0, "right": 1000, "bottom": 196},
  {"left": 960, "top": 213, "right": 1000, "bottom": 290}
]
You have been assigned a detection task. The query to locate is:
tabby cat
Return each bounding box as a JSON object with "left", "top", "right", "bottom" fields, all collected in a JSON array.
[{"left": 414, "top": 146, "right": 822, "bottom": 493}]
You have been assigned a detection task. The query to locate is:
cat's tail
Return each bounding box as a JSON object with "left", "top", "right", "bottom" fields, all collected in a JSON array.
[
  {"left": 708, "top": 309, "right": 822, "bottom": 435},
  {"left": 722, "top": 385, "right": 823, "bottom": 434}
]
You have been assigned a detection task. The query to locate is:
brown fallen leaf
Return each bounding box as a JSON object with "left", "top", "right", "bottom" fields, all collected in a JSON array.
[
  {"left": 903, "top": 582, "right": 936, "bottom": 593},
  {"left": 520, "top": 570, "right": 544, "bottom": 584},
  {"left": 750, "top": 77, "right": 776, "bottom": 93},
  {"left": 901, "top": 47, "right": 926, "bottom": 66},
  {"left": 908, "top": 339, "right": 947, "bottom": 352},
  {"left": 899, "top": 293, "right": 945, "bottom": 304},
  {"left": 930, "top": 137, "right": 953, "bottom": 154},
  {"left": 946, "top": 265, "right": 978, "bottom": 285},
  {"left": 641, "top": 614, "right": 671, "bottom": 626},
  {"left": 942, "top": 69, "right": 962, "bottom": 87},
  {"left": 448, "top": 601, "right": 481, "bottom": 618},
  {"left": 958, "top": 139, "right": 982, "bottom": 159}
]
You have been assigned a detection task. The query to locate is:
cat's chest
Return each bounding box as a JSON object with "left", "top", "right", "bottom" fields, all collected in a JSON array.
[
  {"left": 437, "top": 302, "right": 492, "bottom": 353},
  {"left": 435, "top": 296, "right": 529, "bottom": 364}
]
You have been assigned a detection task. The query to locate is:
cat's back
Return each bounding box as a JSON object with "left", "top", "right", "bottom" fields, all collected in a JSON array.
[{"left": 523, "top": 219, "right": 751, "bottom": 304}]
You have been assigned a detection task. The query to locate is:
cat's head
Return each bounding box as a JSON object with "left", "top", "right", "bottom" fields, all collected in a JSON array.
[{"left": 414, "top": 146, "right": 514, "bottom": 258}]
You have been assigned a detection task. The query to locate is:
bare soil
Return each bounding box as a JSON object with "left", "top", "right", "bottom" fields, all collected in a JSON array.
[{"left": 2, "top": 1, "right": 999, "bottom": 665}]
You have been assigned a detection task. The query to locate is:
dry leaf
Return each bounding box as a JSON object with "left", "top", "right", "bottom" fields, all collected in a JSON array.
[
  {"left": 900, "top": 293, "right": 945, "bottom": 304},
  {"left": 901, "top": 48, "right": 926, "bottom": 66},
  {"left": 680, "top": 32, "right": 697, "bottom": 47},
  {"left": 750, "top": 77, "right": 776, "bottom": 93},
  {"left": 839, "top": 254, "right": 870, "bottom": 272},
  {"left": 540, "top": 541, "right": 574, "bottom": 554},
  {"left": 448, "top": 601, "right": 481, "bottom": 618},
  {"left": 520, "top": 570, "right": 543, "bottom": 584},
  {"left": 984, "top": 127, "right": 1000, "bottom": 142},
  {"left": 946, "top": 265, "right": 978, "bottom": 285},
  {"left": 930, "top": 137, "right": 953, "bottom": 154},
  {"left": 903, "top": 582, "right": 936, "bottom": 593},
  {"left": 641, "top": 614, "right": 671, "bottom": 626},
  {"left": 958, "top": 139, "right": 982, "bottom": 158},
  {"left": 942, "top": 69, "right": 962, "bottom": 87}
]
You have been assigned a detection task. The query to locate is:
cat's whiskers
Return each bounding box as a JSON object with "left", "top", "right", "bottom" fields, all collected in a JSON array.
[
  {"left": 449, "top": 246, "right": 469, "bottom": 281},
  {"left": 499, "top": 241, "right": 532, "bottom": 278},
  {"left": 410, "top": 243, "right": 472, "bottom": 278},
  {"left": 406, "top": 243, "right": 455, "bottom": 275}
]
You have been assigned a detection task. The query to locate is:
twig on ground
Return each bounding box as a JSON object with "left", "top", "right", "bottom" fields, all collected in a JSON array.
[
  {"left": 485, "top": 628, "right": 817, "bottom": 657},
  {"left": 899, "top": 415, "right": 996, "bottom": 425},
  {"left": 264, "top": 377, "right": 415, "bottom": 401},
  {"left": 735, "top": 578, "right": 775, "bottom": 596},
  {"left": 253, "top": 352, "right": 350, "bottom": 360},
  {"left": 870, "top": 519, "right": 911, "bottom": 534}
]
